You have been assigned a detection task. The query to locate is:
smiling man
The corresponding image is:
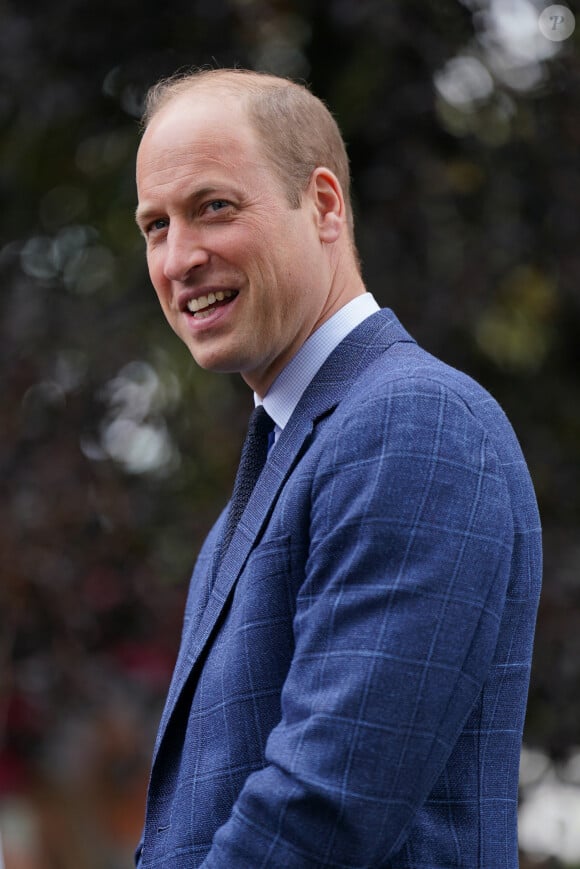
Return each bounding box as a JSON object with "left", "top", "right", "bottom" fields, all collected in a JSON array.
[{"left": 134, "top": 69, "right": 541, "bottom": 868}]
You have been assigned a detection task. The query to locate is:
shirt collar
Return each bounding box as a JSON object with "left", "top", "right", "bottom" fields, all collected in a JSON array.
[{"left": 255, "top": 293, "right": 380, "bottom": 435}]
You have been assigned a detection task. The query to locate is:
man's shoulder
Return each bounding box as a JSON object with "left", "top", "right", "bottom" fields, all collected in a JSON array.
[
  {"left": 345, "top": 324, "right": 493, "bottom": 412},
  {"left": 333, "top": 308, "right": 488, "bottom": 402},
  {"left": 302, "top": 307, "right": 512, "bottom": 445},
  {"left": 330, "top": 331, "right": 530, "bottom": 481}
]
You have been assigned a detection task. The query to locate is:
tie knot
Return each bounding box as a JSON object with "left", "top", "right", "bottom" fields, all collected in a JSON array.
[
  {"left": 248, "top": 404, "right": 274, "bottom": 441},
  {"left": 239, "top": 405, "right": 275, "bottom": 483}
]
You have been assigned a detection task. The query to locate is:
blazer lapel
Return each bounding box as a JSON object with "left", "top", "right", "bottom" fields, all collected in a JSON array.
[
  {"left": 152, "top": 309, "right": 415, "bottom": 760},
  {"left": 150, "top": 418, "right": 315, "bottom": 766}
]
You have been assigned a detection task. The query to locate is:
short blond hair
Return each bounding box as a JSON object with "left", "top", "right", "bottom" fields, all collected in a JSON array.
[{"left": 142, "top": 68, "right": 355, "bottom": 244}]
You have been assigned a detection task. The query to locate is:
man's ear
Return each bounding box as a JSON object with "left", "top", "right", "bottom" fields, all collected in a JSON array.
[{"left": 309, "top": 167, "right": 345, "bottom": 243}]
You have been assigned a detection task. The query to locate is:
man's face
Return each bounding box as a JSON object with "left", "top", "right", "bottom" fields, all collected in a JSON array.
[{"left": 136, "top": 90, "right": 340, "bottom": 395}]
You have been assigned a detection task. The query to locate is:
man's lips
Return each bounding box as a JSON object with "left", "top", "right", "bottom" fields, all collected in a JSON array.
[{"left": 180, "top": 288, "right": 239, "bottom": 320}]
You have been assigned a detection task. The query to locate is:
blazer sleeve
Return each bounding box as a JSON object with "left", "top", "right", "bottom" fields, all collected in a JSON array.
[{"left": 202, "top": 378, "right": 517, "bottom": 867}]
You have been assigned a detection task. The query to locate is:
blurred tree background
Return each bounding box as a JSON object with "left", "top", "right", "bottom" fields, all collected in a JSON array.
[{"left": 1, "top": 0, "right": 579, "bottom": 865}]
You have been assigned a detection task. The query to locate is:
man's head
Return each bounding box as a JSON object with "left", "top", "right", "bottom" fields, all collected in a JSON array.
[{"left": 136, "top": 69, "right": 365, "bottom": 396}]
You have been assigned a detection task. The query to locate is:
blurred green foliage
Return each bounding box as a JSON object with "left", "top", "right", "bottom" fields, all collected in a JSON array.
[{"left": 1, "top": 0, "right": 579, "bottom": 865}]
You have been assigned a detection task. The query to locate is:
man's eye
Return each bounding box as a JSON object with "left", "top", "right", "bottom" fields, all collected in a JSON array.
[
  {"left": 206, "top": 200, "right": 230, "bottom": 213},
  {"left": 148, "top": 218, "right": 169, "bottom": 233}
]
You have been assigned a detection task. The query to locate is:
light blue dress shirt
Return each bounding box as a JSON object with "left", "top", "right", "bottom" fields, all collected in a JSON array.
[{"left": 256, "top": 293, "right": 380, "bottom": 441}]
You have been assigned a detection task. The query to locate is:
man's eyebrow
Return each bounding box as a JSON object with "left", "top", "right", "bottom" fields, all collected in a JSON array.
[
  {"left": 135, "top": 186, "right": 235, "bottom": 228},
  {"left": 135, "top": 205, "right": 153, "bottom": 228}
]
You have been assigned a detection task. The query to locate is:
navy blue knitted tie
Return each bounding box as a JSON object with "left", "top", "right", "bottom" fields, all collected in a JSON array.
[{"left": 220, "top": 406, "right": 274, "bottom": 561}]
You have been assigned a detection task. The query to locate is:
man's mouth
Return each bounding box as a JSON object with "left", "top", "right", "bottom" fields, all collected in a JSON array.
[{"left": 185, "top": 289, "right": 238, "bottom": 320}]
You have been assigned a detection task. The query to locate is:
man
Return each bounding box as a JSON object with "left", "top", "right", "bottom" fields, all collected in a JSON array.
[{"left": 134, "top": 68, "right": 541, "bottom": 867}]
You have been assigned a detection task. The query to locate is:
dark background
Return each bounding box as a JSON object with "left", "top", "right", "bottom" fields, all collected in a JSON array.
[{"left": 1, "top": 0, "right": 579, "bottom": 866}]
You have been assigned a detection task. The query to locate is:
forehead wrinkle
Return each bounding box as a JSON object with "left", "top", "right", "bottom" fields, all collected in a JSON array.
[
  {"left": 138, "top": 111, "right": 265, "bottom": 177},
  {"left": 137, "top": 141, "right": 277, "bottom": 220},
  {"left": 137, "top": 156, "right": 256, "bottom": 212}
]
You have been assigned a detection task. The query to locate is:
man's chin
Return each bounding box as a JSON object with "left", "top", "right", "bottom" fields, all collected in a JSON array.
[
  {"left": 188, "top": 348, "right": 247, "bottom": 377},
  {"left": 183, "top": 342, "right": 271, "bottom": 392}
]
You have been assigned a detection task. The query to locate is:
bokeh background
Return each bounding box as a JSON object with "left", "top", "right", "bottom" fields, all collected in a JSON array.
[{"left": 1, "top": 0, "right": 579, "bottom": 866}]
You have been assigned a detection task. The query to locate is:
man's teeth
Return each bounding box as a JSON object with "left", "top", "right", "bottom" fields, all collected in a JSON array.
[{"left": 186, "top": 289, "right": 234, "bottom": 314}]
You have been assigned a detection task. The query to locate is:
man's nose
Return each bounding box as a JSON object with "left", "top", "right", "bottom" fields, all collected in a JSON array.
[{"left": 163, "top": 224, "right": 209, "bottom": 282}]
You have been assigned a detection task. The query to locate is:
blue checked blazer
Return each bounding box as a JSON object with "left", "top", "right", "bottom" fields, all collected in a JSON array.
[{"left": 137, "top": 309, "right": 542, "bottom": 868}]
